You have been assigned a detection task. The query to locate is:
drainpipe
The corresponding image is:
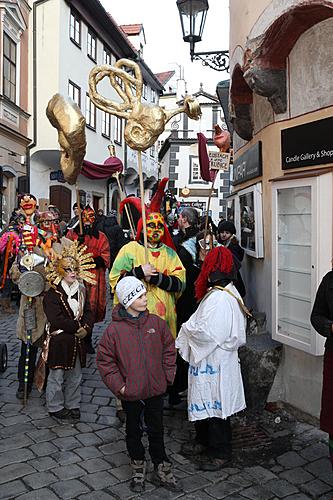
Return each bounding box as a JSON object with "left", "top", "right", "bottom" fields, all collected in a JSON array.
[{"left": 26, "top": 0, "right": 51, "bottom": 193}]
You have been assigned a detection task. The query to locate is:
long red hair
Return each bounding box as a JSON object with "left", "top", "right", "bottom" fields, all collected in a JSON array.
[{"left": 195, "top": 246, "right": 234, "bottom": 301}]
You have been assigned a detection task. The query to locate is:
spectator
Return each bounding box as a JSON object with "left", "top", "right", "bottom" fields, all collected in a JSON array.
[{"left": 217, "top": 220, "right": 246, "bottom": 298}]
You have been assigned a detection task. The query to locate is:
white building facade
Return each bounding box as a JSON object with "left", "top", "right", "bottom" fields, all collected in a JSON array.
[{"left": 28, "top": 0, "right": 162, "bottom": 219}]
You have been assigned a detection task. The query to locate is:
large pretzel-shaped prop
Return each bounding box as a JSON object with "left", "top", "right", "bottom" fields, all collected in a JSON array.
[{"left": 89, "top": 58, "right": 201, "bottom": 151}]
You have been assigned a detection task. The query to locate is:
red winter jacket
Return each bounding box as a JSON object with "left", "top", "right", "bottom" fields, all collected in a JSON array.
[{"left": 97, "top": 304, "right": 176, "bottom": 401}]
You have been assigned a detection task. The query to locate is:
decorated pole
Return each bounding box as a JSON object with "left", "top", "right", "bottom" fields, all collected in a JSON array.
[{"left": 88, "top": 58, "right": 201, "bottom": 262}]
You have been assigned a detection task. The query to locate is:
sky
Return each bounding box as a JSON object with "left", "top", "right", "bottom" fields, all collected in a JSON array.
[{"left": 100, "top": 0, "right": 230, "bottom": 95}]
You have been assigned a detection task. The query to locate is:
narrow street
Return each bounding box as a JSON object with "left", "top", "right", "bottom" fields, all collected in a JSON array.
[{"left": 0, "top": 303, "right": 331, "bottom": 500}]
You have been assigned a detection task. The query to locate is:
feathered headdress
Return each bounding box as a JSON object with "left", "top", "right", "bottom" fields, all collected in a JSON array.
[
  {"left": 119, "top": 177, "right": 176, "bottom": 250},
  {"left": 46, "top": 240, "right": 96, "bottom": 286}
]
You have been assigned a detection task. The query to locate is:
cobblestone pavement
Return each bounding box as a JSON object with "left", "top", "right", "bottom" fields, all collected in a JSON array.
[{"left": 0, "top": 304, "right": 332, "bottom": 500}]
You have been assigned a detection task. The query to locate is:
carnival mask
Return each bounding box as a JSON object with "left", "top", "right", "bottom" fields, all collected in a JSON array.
[
  {"left": 57, "top": 256, "right": 79, "bottom": 277},
  {"left": 82, "top": 207, "right": 96, "bottom": 226},
  {"left": 19, "top": 194, "right": 37, "bottom": 216},
  {"left": 146, "top": 212, "right": 164, "bottom": 244},
  {"left": 38, "top": 211, "right": 60, "bottom": 236}
]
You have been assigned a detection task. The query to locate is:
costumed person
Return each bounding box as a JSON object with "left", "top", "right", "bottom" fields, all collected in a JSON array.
[
  {"left": 97, "top": 277, "right": 180, "bottom": 493},
  {"left": 176, "top": 246, "right": 247, "bottom": 471},
  {"left": 67, "top": 206, "right": 110, "bottom": 354},
  {"left": 310, "top": 273, "right": 333, "bottom": 470},
  {"left": 109, "top": 178, "right": 186, "bottom": 339},
  {"left": 170, "top": 207, "right": 200, "bottom": 405},
  {"left": 10, "top": 207, "right": 72, "bottom": 399},
  {"left": 217, "top": 220, "right": 246, "bottom": 298},
  {"left": 67, "top": 202, "right": 84, "bottom": 231},
  {"left": 40, "top": 241, "right": 95, "bottom": 422}
]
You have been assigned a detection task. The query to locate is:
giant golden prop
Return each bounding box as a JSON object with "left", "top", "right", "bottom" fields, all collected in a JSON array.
[
  {"left": 89, "top": 58, "right": 201, "bottom": 152},
  {"left": 88, "top": 58, "right": 201, "bottom": 259},
  {"left": 46, "top": 94, "right": 86, "bottom": 185}
]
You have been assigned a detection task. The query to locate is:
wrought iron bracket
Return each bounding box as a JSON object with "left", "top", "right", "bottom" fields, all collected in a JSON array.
[{"left": 192, "top": 50, "right": 229, "bottom": 72}]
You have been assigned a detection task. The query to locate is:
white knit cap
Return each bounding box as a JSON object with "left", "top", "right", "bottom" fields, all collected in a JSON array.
[{"left": 116, "top": 277, "right": 147, "bottom": 309}]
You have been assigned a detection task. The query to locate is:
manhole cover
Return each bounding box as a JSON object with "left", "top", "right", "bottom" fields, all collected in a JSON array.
[{"left": 232, "top": 422, "right": 272, "bottom": 449}]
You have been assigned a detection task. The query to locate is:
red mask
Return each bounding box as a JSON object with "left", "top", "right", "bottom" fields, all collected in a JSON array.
[{"left": 82, "top": 207, "right": 96, "bottom": 226}]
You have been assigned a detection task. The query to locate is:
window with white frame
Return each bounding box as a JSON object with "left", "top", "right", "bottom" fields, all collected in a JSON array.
[
  {"left": 143, "top": 82, "right": 148, "bottom": 100},
  {"left": 70, "top": 10, "right": 81, "bottom": 46},
  {"left": 103, "top": 46, "right": 111, "bottom": 65},
  {"left": 150, "top": 145, "right": 155, "bottom": 157},
  {"left": 151, "top": 89, "right": 156, "bottom": 103},
  {"left": 68, "top": 80, "right": 81, "bottom": 107},
  {"left": 114, "top": 116, "right": 122, "bottom": 144},
  {"left": 102, "top": 111, "right": 111, "bottom": 138},
  {"left": 87, "top": 30, "right": 97, "bottom": 61},
  {"left": 85, "top": 94, "right": 96, "bottom": 130},
  {"left": 3, "top": 33, "right": 16, "bottom": 102},
  {"left": 190, "top": 156, "right": 202, "bottom": 183}
]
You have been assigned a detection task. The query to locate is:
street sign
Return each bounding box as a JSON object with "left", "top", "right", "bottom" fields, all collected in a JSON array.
[{"left": 209, "top": 151, "right": 231, "bottom": 171}]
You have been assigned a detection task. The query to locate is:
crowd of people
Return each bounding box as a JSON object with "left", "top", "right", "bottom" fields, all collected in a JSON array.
[{"left": 0, "top": 183, "right": 331, "bottom": 493}]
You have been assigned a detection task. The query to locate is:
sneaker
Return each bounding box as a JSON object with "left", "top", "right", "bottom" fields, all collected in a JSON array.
[
  {"left": 151, "top": 461, "right": 182, "bottom": 492},
  {"left": 197, "top": 456, "right": 231, "bottom": 471},
  {"left": 130, "top": 459, "right": 146, "bottom": 493},
  {"left": 49, "top": 408, "right": 71, "bottom": 421},
  {"left": 69, "top": 408, "right": 80, "bottom": 420},
  {"left": 181, "top": 441, "right": 207, "bottom": 457}
]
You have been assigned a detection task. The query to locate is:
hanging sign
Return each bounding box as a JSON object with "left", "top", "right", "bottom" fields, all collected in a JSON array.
[{"left": 209, "top": 151, "right": 231, "bottom": 171}]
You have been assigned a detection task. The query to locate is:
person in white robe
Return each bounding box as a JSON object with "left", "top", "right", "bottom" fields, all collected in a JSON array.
[{"left": 176, "top": 245, "right": 246, "bottom": 471}]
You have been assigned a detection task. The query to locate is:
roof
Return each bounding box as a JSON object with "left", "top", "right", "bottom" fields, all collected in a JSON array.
[
  {"left": 120, "top": 24, "right": 143, "bottom": 36},
  {"left": 155, "top": 71, "right": 176, "bottom": 86}
]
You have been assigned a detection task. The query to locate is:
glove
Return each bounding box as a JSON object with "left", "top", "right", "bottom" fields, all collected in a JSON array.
[
  {"left": 94, "top": 256, "right": 105, "bottom": 268},
  {"left": 75, "top": 327, "right": 88, "bottom": 340}
]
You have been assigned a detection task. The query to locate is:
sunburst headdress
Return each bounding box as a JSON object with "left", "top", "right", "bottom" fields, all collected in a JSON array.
[{"left": 46, "top": 240, "right": 96, "bottom": 286}]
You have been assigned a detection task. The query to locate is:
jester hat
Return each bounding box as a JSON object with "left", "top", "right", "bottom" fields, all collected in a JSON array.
[{"left": 119, "top": 177, "right": 176, "bottom": 250}]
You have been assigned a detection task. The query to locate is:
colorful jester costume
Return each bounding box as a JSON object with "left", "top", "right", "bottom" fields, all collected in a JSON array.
[{"left": 109, "top": 179, "right": 185, "bottom": 338}]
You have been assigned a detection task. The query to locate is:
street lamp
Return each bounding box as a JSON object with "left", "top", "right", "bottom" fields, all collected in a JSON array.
[{"left": 176, "top": 0, "right": 229, "bottom": 72}]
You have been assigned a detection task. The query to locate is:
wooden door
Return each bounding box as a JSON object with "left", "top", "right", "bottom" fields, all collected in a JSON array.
[{"left": 49, "top": 185, "right": 72, "bottom": 221}]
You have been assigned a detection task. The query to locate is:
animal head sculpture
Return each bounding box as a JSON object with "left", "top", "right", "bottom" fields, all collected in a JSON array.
[
  {"left": 89, "top": 58, "right": 202, "bottom": 151},
  {"left": 46, "top": 94, "right": 87, "bottom": 185}
]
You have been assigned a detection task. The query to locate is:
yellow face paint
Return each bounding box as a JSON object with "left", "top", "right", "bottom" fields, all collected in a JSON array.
[{"left": 146, "top": 212, "right": 164, "bottom": 244}]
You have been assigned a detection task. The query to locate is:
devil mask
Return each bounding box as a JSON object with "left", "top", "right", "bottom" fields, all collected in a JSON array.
[{"left": 146, "top": 212, "right": 165, "bottom": 245}]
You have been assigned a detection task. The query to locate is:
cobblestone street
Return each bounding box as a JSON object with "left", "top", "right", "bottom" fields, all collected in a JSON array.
[{"left": 0, "top": 304, "right": 332, "bottom": 500}]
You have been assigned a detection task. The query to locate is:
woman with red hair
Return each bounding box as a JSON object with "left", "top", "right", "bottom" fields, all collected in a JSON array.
[{"left": 176, "top": 246, "right": 247, "bottom": 471}]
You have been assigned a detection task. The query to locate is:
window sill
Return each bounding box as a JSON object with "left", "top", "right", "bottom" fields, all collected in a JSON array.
[
  {"left": 87, "top": 54, "right": 97, "bottom": 63},
  {"left": 70, "top": 38, "right": 81, "bottom": 49},
  {"left": 114, "top": 140, "right": 122, "bottom": 146},
  {"left": 86, "top": 124, "right": 96, "bottom": 132},
  {"left": 102, "top": 133, "right": 111, "bottom": 139}
]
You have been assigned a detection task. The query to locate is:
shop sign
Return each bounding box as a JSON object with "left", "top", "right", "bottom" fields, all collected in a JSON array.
[
  {"left": 50, "top": 170, "right": 65, "bottom": 183},
  {"left": 209, "top": 151, "right": 231, "bottom": 171},
  {"left": 281, "top": 116, "right": 333, "bottom": 169},
  {"left": 233, "top": 142, "right": 262, "bottom": 185}
]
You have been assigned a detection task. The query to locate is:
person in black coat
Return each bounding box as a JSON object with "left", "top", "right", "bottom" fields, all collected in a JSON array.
[
  {"left": 103, "top": 213, "right": 127, "bottom": 268},
  {"left": 310, "top": 271, "right": 333, "bottom": 470},
  {"left": 217, "top": 220, "right": 246, "bottom": 298}
]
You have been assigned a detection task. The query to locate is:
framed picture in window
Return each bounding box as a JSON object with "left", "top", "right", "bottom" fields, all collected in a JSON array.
[{"left": 238, "top": 183, "right": 264, "bottom": 258}]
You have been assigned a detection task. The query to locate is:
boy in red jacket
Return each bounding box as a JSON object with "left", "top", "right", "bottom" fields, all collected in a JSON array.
[{"left": 97, "top": 277, "right": 180, "bottom": 493}]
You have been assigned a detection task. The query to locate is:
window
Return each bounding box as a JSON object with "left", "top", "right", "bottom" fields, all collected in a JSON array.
[
  {"left": 103, "top": 46, "right": 111, "bottom": 65},
  {"left": 190, "top": 156, "right": 202, "bottom": 183},
  {"left": 272, "top": 174, "right": 332, "bottom": 355},
  {"left": 68, "top": 80, "right": 81, "bottom": 107},
  {"left": 150, "top": 145, "right": 155, "bottom": 157},
  {"left": 151, "top": 89, "right": 156, "bottom": 103},
  {"left": 70, "top": 10, "right": 81, "bottom": 46},
  {"left": 114, "top": 116, "right": 122, "bottom": 144},
  {"left": 3, "top": 33, "right": 16, "bottom": 102},
  {"left": 85, "top": 94, "right": 96, "bottom": 130},
  {"left": 87, "top": 30, "right": 97, "bottom": 61},
  {"left": 143, "top": 82, "right": 148, "bottom": 100},
  {"left": 102, "top": 111, "right": 111, "bottom": 138}
]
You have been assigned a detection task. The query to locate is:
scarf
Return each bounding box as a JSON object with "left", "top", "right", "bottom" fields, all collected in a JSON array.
[{"left": 61, "top": 279, "right": 80, "bottom": 318}]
